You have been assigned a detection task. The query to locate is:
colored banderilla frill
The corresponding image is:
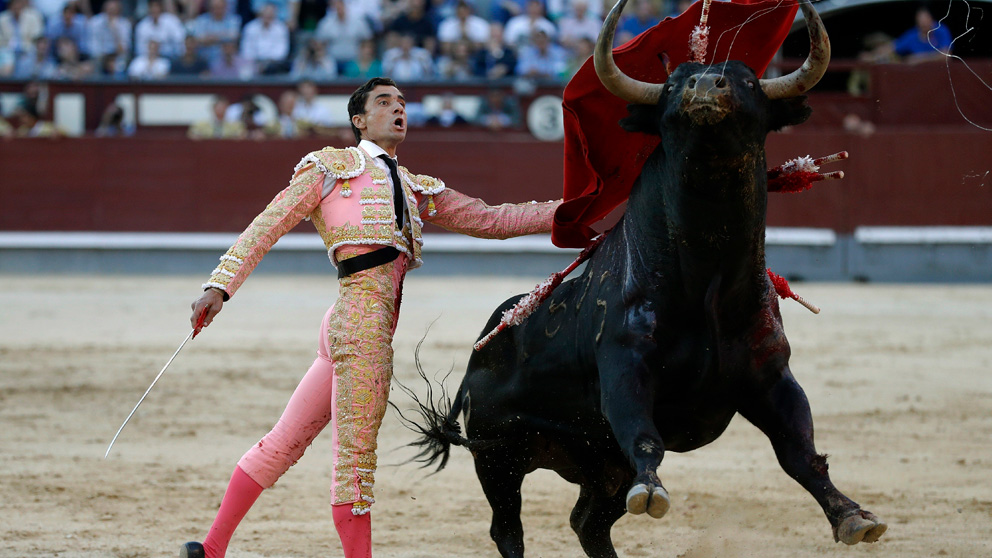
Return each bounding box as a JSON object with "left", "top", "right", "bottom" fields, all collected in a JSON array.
[
  {"left": 767, "top": 269, "right": 820, "bottom": 314},
  {"left": 474, "top": 233, "right": 608, "bottom": 351},
  {"left": 767, "top": 151, "right": 848, "bottom": 193},
  {"left": 764, "top": 150, "right": 850, "bottom": 315},
  {"left": 689, "top": 0, "right": 712, "bottom": 63}
]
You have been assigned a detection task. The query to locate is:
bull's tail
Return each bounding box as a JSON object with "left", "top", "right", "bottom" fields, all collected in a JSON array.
[{"left": 390, "top": 337, "right": 477, "bottom": 473}]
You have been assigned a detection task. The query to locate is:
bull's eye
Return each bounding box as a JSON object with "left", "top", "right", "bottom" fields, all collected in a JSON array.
[{"left": 747, "top": 80, "right": 756, "bottom": 90}]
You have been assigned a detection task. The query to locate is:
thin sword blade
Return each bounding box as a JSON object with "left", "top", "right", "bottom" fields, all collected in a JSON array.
[{"left": 104, "top": 328, "right": 196, "bottom": 459}]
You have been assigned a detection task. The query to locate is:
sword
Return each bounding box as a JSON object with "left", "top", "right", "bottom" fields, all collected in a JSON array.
[{"left": 104, "top": 308, "right": 209, "bottom": 459}]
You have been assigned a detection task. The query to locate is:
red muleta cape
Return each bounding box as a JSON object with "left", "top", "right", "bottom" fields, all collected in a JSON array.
[{"left": 552, "top": 0, "right": 800, "bottom": 248}]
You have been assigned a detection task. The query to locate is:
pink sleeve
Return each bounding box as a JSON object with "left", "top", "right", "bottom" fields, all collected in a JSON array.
[
  {"left": 422, "top": 188, "right": 562, "bottom": 239},
  {"left": 202, "top": 163, "right": 324, "bottom": 299}
]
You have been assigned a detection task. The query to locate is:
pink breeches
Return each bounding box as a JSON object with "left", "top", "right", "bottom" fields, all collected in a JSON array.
[{"left": 238, "top": 251, "right": 406, "bottom": 515}]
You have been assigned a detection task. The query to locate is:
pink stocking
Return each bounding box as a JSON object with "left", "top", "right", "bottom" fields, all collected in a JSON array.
[
  {"left": 202, "top": 466, "right": 264, "bottom": 558},
  {"left": 332, "top": 504, "right": 372, "bottom": 558}
]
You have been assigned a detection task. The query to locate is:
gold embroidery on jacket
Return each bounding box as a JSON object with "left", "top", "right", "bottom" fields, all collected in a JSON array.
[{"left": 205, "top": 164, "right": 323, "bottom": 293}]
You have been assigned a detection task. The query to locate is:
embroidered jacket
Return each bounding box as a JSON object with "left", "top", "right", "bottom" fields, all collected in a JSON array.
[{"left": 204, "top": 145, "right": 562, "bottom": 298}]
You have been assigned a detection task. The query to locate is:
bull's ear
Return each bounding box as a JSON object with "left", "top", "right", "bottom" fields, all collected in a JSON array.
[
  {"left": 769, "top": 96, "right": 813, "bottom": 131},
  {"left": 619, "top": 104, "right": 662, "bottom": 136}
]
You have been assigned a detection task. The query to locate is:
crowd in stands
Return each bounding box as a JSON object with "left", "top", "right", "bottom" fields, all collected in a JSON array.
[
  {"left": 182, "top": 78, "right": 523, "bottom": 139},
  {"left": 0, "top": 0, "right": 680, "bottom": 82},
  {"left": 0, "top": 75, "right": 527, "bottom": 137}
]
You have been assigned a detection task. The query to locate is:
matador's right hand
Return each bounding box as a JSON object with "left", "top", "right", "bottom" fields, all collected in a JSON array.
[{"left": 191, "top": 288, "right": 225, "bottom": 329}]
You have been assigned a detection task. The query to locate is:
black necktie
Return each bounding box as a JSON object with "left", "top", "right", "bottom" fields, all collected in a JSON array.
[{"left": 379, "top": 154, "right": 406, "bottom": 229}]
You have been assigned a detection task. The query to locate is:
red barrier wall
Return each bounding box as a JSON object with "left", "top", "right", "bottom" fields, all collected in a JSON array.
[{"left": 2, "top": 129, "right": 990, "bottom": 235}]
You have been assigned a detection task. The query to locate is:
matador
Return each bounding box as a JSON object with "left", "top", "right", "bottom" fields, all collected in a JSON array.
[{"left": 181, "top": 77, "right": 561, "bottom": 558}]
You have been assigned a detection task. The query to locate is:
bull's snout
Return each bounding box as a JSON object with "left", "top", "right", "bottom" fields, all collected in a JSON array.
[
  {"left": 688, "top": 73, "right": 728, "bottom": 96},
  {"left": 681, "top": 72, "right": 731, "bottom": 125}
]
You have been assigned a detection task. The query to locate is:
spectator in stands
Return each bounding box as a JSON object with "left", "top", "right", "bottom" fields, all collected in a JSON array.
[
  {"left": 95, "top": 101, "right": 135, "bottom": 136},
  {"left": 0, "top": 0, "right": 44, "bottom": 76},
  {"left": 291, "top": 36, "right": 337, "bottom": 79},
  {"left": 436, "top": 38, "right": 476, "bottom": 80},
  {"left": 5, "top": 81, "right": 46, "bottom": 134},
  {"left": 13, "top": 35, "right": 57, "bottom": 78},
  {"left": 616, "top": 0, "right": 657, "bottom": 45},
  {"left": 0, "top": 41, "right": 11, "bottom": 74},
  {"left": 342, "top": 37, "right": 381, "bottom": 78},
  {"left": 135, "top": 0, "right": 185, "bottom": 58},
  {"left": 99, "top": 51, "right": 127, "bottom": 77},
  {"left": 54, "top": 34, "right": 95, "bottom": 78},
  {"left": 669, "top": 0, "right": 690, "bottom": 17},
  {"left": 564, "top": 34, "right": 591, "bottom": 76},
  {"left": 0, "top": 112, "right": 12, "bottom": 138},
  {"left": 386, "top": 0, "right": 435, "bottom": 52},
  {"left": 250, "top": 0, "right": 300, "bottom": 31},
  {"left": 226, "top": 93, "right": 267, "bottom": 139},
  {"left": 565, "top": 32, "right": 596, "bottom": 74},
  {"left": 295, "top": 0, "right": 327, "bottom": 32},
  {"left": 343, "top": 0, "right": 382, "bottom": 32},
  {"left": 13, "top": 103, "right": 63, "bottom": 137},
  {"left": 556, "top": 0, "right": 599, "bottom": 50},
  {"left": 240, "top": 2, "right": 289, "bottom": 74},
  {"left": 437, "top": 0, "right": 488, "bottom": 55},
  {"left": 314, "top": 0, "right": 372, "bottom": 74},
  {"left": 490, "top": 0, "right": 527, "bottom": 25},
  {"left": 45, "top": 2, "right": 88, "bottom": 56},
  {"left": 87, "top": 0, "right": 132, "bottom": 62},
  {"left": 515, "top": 27, "right": 565, "bottom": 79},
  {"left": 34, "top": 0, "right": 74, "bottom": 26},
  {"left": 378, "top": 0, "right": 406, "bottom": 29},
  {"left": 188, "top": 95, "right": 247, "bottom": 139},
  {"left": 503, "top": 0, "right": 556, "bottom": 47},
  {"left": 847, "top": 32, "right": 892, "bottom": 96},
  {"left": 546, "top": 0, "right": 602, "bottom": 22},
  {"left": 11, "top": 79, "right": 44, "bottom": 117},
  {"left": 171, "top": 34, "right": 210, "bottom": 75},
  {"left": 473, "top": 21, "right": 516, "bottom": 78},
  {"left": 475, "top": 86, "right": 520, "bottom": 130},
  {"left": 128, "top": 37, "right": 170, "bottom": 77},
  {"left": 291, "top": 79, "right": 330, "bottom": 128},
  {"left": 190, "top": 0, "right": 241, "bottom": 66},
  {"left": 859, "top": 5, "right": 952, "bottom": 64},
  {"left": 382, "top": 31, "right": 433, "bottom": 80},
  {"left": 426, "top": 91, "right": 469, "bottom": 127},
  {"left": 210, "top": 37, "right": 253, "bottom": 78},
  {"left": 264, "top": 89, "right": 303, "bottom": 137}
]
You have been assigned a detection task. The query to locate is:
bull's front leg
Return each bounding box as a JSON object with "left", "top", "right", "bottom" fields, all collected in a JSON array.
[
  {"left": 597, "top": 337, "right": 670, "bottom": 519},
  {"left": 739, "top": 368, "right": 887, "bottom": 544}
]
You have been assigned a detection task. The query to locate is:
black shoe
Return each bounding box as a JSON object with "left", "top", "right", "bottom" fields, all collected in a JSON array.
[{"left": 179, "top": 542, "right": 205, "bottom": 558}]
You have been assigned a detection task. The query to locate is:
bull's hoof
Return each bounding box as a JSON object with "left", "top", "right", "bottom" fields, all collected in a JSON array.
[
  {"left": 835, "top": 510, "right": 887, "bottom": 545},
  {"left": 625, "top": 483, "right": 670, "bottom": 518}
]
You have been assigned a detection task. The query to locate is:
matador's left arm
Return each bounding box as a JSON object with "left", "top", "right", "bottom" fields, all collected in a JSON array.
[{"left": 422, "top": 188, "right": 562, "bottom": 239}]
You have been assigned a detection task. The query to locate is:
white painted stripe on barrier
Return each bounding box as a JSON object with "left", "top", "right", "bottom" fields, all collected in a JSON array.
[
  {"left": 0, "top": 228, "right": 844, "bottom": 252},
  {"left": 855, "top": 227, "right": 992, "bottom": 244},
  {"left": 423, "top": 235, "right": 569, "bottom": 253},
  {"left": 0, "top": 232, "right": 242, "bottom": 250},
  {"left": 765, "top": 228, "right": 836, "bottom": 246},
  {"left": 0, "top": 232, "right": 571, "bottom": 253}
]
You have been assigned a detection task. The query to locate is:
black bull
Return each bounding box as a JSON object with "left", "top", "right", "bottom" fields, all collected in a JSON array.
[{"left": 406, "top": 3, "right": 886, "bottom": 557}]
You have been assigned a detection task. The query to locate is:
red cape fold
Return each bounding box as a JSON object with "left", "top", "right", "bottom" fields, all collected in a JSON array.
[{"left": 552, "top": 0, "right": 800, "bottom": 248}]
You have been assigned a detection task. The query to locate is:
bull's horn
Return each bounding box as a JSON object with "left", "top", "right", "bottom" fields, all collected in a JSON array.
[
  {"left": 759, "top": 1, "right": 831, "bottom": 100},
  {"left": 594, "top": 0, "right": 666, "bottom": 105}
]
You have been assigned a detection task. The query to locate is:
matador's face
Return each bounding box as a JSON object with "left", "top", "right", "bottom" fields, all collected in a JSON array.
[{"left": 354, "top": 85, "right": 407, "bottom": 152}]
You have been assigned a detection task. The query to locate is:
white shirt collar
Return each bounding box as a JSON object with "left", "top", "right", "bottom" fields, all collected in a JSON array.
[{"left": 358, "top": 139, "right": 396, "bottom": 163}]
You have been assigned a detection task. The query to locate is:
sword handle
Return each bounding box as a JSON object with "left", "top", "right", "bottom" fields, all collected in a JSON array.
[{"left": 192, "top": 306, "right": 209, "bottom": 339}]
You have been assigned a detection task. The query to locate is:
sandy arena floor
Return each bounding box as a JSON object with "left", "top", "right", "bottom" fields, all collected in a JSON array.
[{"left": 1, "top": 274, "right": 990, "bottom": 558}]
